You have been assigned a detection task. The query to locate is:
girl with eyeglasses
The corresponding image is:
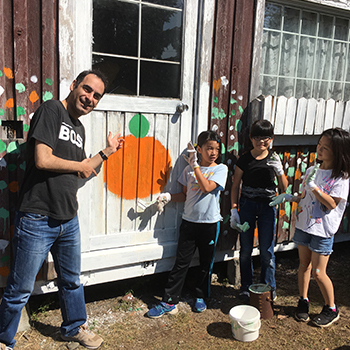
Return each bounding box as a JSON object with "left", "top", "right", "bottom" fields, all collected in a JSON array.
[{"left": 230, "top": 119, "right": 288, "bottom": 301}]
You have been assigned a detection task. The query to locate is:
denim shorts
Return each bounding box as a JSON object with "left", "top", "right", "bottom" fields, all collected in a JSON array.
[{"left": 293, "top": 228, "right": 334, "bottom": 255}]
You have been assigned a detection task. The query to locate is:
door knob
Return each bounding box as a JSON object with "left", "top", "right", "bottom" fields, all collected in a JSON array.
[{"left": 176, "top": 102, "right": 189, "bottom": 114}]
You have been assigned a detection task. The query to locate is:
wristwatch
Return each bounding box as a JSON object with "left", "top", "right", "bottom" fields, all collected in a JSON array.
[{"left": 99, "top": 150, "right": 108, "bottom": 161}]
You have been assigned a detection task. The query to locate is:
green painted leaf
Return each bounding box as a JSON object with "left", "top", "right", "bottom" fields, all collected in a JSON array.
[
  {"left": 16, "top": 106, "right": 25, "bottom": 116},
  {"left": 15, "top": 83, "right": 25, "bottom": 93}
]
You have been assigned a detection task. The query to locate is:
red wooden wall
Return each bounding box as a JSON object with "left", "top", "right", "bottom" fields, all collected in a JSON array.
[
  {"left": 0, "top": 0, "right": 59, "bottom": 287},
  {"left": 208, "top": 0, "right": 256, "bottom": 251}
]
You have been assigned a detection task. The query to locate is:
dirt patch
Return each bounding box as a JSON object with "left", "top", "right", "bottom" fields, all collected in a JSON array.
[{"left": 13, "top": 241, "right": 350, "bottom": 349}]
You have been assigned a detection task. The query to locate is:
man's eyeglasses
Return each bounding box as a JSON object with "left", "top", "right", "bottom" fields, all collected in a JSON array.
[{"left": 252, "top": 136, "right": 272, "bottom": 141}]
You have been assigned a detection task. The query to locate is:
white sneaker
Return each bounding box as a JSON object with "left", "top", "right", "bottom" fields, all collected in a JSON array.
[{"left": 0, "top": 343, "right": 13, "bottom": 350}]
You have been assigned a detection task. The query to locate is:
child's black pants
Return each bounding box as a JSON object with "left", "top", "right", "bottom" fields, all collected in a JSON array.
[{"left": 163, "top": 219, "right": 219, "bottom": 304}]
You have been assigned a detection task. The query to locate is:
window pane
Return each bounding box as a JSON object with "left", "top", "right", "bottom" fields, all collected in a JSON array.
[
  {"left": 335, "top": 17, "right": 349, "bottom": 40},
  {"left": 140, "top": 61, "right": 180, "bottom": 98},
  {"left": 283, "top": 7, "right": 300, "bottom": 33},
  {"left": 279, "top": 34, "right": 298, "bottom": 77},
  {"left": 346, "top": 49, "right": 350, "bottom": 81},
  {"left": 141, "top": 6, "right": 182, "bottom": 61},
  {"left": 260, "top": 76, "right": 277, "bottom": 96},
  {"left": 301, "top": 11, "right": 317, "bottom": 36},
  {"left": 344, "top": 83, "right": 350, "bottom": 101},
  {"left": 264, "top": 3, "right": 282, "bottom": 30},
  {"left": 332, "top": 41, "right": 347, "bottom": 81},
  {"left": 261, "top": 2, "right": 350, "bottom": 100},
  {"left": 261, "top": 30, "right": 281, "bottom": 74},
  {"left": 297, "top": 37, "right": 315, "bottom": 78},
  {"left": 93, "top": 0, "right": 138, "bottom": 57},
  {"left": 318, "top": 15, "right": 333, "bottom": 38},
  {"left": 145, "top": 0, "right": 183, "bottom": 9},
  {"left": 278, "top": 78, "right": 294, "bottom": 97},
  {"left": 296, "top": 79, "right": 312, "bottom": 98},
  {"left": 314, "top": 39, "right": 332, "bottom": 80},
  {"left": 313, "top": 80, "right": 329, "bottom": 99},
  {"left": 329, "top": 81, "right": 343, "bottom": 100},
  {"left": 92, "top": 55, "right": 137, "bottom": 95}
]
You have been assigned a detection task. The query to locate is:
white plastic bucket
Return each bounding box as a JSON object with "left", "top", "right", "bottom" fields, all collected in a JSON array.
[{"left": 229, "top": 305, "right": 261, "bottom": 342}]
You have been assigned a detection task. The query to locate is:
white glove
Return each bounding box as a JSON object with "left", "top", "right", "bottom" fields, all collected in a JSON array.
[
  {"left": 269, "top": 193, "right": 294, "bottom": 206},
  {"left": 266, "top": 152, "right": 284, "bottom": 176},
  {"left": 230, "top": 208, "right": 241, "bottom": 229},
  {"left": 157, "top": 193, "right": 171, "bottom": 214},
  {"left": 305, "top": 163, "right": 320, "bottom": 191},
  {"left": 182, "top": 141, "right": 199, "bottom": 169},
  {"left": 157, "top": 192, "right": 171, "bottom": 204}
]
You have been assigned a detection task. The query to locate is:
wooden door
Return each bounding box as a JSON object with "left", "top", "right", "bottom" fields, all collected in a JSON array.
[{"left": 70, "top": 0, "right": 201, "bottom": 285}]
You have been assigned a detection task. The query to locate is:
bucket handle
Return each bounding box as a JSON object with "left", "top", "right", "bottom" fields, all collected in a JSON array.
[{"left": 237, "top": 319, "right": 261, "bottom": 332}]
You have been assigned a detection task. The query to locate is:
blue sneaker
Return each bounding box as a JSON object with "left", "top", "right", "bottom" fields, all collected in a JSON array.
[
  {"left": 194, "top": 298, "right": 207, "bottom": 313},
  {"left": 147, "top": 302, "right": 178, "bottom": 318}
]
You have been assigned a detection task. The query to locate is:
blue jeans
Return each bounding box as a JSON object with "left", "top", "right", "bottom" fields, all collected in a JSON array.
[
  {"left": 0, "top": 212, "right": 87, "bottom": 348},
  {"left": 238, "top": 198, "right": 277, "bottom": 292},
  {"left": 293, "top": 228, "right": 334, "bottom": 255}
]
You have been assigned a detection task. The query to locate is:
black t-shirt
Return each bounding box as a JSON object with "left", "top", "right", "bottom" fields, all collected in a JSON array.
[
  {"left": 236, "top": 150, "right": 277, "bottom": 202},
  {"left": 17, "top": 100, "right": 86, "bottom": 220}
]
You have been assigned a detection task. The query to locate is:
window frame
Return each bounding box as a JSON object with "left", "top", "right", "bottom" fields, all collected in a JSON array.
[
  {"left": 92, "top": 1, "right": 183, "bottom": 99},
  {"left": 250, "top": 0, "right": 350, "bottom": 101},
  {"left": 58, "top": 0, "right": 200, "bottom": 114}
]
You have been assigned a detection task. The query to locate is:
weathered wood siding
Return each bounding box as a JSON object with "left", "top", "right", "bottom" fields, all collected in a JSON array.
[
  {"left": 0, "top": 0, "right": 58, "bottom": 288},
  {"left": 73, "top": 109, "right": 186, "bottom": 287},
  {"left": 1, "top": 0, "right": 349, "bottom": 290},
  {"left": 260, "top": 96, "right": 350, "bottom": 135},
  {"left": 209, "top": 0, "right": 256, "bottom": 253}
]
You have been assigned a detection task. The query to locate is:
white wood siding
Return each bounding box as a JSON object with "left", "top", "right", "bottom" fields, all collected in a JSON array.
[{"left": 260, "top": 95, "right": 350, "bottom": 135}]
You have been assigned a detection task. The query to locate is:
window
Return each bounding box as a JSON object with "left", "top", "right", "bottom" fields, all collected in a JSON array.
[
  {"left": 259, "top": 2, "right": 350, "bottom": 100},
  {"left": 92, "top": 0, "right": 184, "bottom": 98}
]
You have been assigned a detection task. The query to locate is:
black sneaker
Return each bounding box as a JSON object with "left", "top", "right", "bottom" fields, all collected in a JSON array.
[
  {"left": 295, "top": 298, "right": 310, "bottom": 322},
  {"left": 312, "top": 305, "right": 339, "bottom": 327},
  {"left": 238, "top": 290, "right": 250, "bottom": 303}
]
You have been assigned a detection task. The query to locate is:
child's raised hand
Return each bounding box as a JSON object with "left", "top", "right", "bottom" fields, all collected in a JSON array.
[
  {"left": 183, "top": 141, "right": 199, "bottom": 169},
  {"left": 269, "top": 193, "right": 294, "bottom": 206},
  {"left": 266, "top": 151, "right": 284, "bottom": 176},
  {"left": 305, "top": 163, "right": 320, "bottom": 191}
]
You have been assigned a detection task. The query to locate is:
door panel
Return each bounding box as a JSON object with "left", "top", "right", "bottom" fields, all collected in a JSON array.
[{"left": 73, "top": 0, "right": 199, "bottom": 280}]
